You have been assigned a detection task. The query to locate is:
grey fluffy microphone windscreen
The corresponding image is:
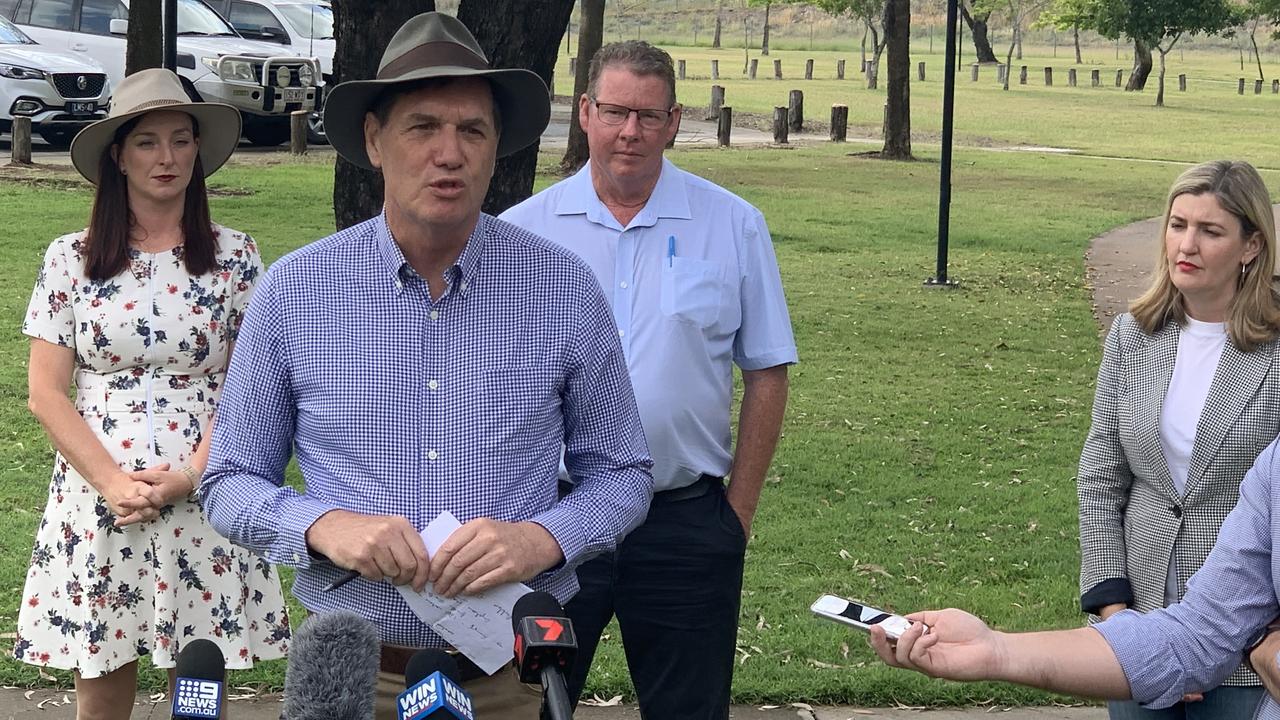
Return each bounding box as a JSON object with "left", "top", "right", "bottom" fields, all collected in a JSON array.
[{"left": 282, "top": 610, "right": 381, "bottom": 720}]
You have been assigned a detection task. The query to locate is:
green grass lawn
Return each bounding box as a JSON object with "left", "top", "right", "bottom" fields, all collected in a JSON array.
[{"left": 5, "top": 142, "right": 1272, "bottom": 704}]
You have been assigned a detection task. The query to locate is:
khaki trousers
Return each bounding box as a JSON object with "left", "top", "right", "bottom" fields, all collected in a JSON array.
[{"left": 374, "top": 665, "right": 542, "bottom": 719}]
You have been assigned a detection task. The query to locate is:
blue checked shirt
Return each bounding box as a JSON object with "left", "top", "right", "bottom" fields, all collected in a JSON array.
[
  {"left": 202, "top": 213, "right": 654, "bottom": 648},
  {"left": 1094, "top": 437, "right": 1280, "bottom": 716}
]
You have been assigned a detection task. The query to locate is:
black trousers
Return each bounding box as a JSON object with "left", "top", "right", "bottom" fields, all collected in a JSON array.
[{"left": 564, "top": 480, "right": 747, "bottom": 720}]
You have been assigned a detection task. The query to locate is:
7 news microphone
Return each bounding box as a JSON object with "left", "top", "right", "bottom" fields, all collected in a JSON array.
[
  {"left": 397, "top": 649, "right": 475, "bottom": 719},
  {"left": 282, "top": 610, "right": 382, "bottom": 720},
  {"left": 512, "top": 591, "right": 577, "bottom": 720},
  {"left": 171, "top": 639, "right": 225, "bottom": 720}
]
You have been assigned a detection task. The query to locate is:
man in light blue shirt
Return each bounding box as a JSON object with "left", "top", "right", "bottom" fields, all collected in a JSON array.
[
  {"left": 501, "top": 40, "right": 797, "bottom": 720},
  {"left": 864, "top": 437, "right": 1280, "bottom": 717}
]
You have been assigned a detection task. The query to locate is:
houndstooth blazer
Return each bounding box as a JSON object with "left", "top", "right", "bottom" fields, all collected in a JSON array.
[{"left": 1078, "top": 313, "right": 1280, "bottom": 687}]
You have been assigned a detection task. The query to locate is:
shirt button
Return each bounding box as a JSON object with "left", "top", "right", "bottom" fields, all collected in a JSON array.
[
  {"left": 620, "top": 281, "right": 629, "bottom": 289},
  {"left": 460, "top": 281, "right": 469, "bottom": 292},
  {"left": 428, "top": 379, "right": 439, "bottom": 391},
  {"left": 428, "top": 450, "right": 438, "bottom": 460},
  {"left": 430, "top": 310, "right": 439, "bottom": 321},
  {"left": 292, "top": 553, "right": 300, "bottom": 563},
  {"left": 618, "top": 329, "right": 625, "bottom": 337},
  {"left": 394, "top": 281, "right": 402, "bottom": 290}
]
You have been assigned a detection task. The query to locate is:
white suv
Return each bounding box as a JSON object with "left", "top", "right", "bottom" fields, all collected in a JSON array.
[
  {"left": 205, "top": 0, "right": 331, "bottom": 142},
  {"left": 2, "top": 0, "right": 322, "bottom": 145},
  {"left": 0, "top": 14, "right": 109, "bottom": 145}
]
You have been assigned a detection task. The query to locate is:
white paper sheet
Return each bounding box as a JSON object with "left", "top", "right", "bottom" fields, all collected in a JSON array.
[{"left": 394, "top": 511, "right": 531, "bottom": 674}]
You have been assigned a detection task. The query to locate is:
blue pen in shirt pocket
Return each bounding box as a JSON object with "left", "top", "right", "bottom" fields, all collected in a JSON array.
[{"left": 667, "top": 235, "right": 676, "bottom": 266}]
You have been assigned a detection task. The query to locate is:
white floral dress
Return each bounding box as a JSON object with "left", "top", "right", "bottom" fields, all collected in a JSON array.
[{"left": 14, "top": 225, "right": 290, "bottom": 679}]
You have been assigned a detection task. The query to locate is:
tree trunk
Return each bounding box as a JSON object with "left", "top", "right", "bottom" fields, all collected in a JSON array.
[
  {"left": 1125, "top": 38, "right": 1151, "bottom": 91},
  {"left": 958, "top": 2, "right": 997, "bottom": 63},
  {"left": 125, "top": 0, "right": 162, "bottom": 75},
  {"left": 761, "top": 2, "right": 770, "bottom": 56},
  {"left": 560, "top": 0, "right": 604, "bottom": 173},
  {"left": 860, "top": 25, "right": 868, "bottom": 68},
  {"left": 1156, "top": 47, "right": 1166, "bottom": 107},
  {"left": 1250, "top": 21, "right": 1265, "bottom": 81},
  {"left": 331, "top": 0, "right": 436, "bottom": 231},
  {"left": 712, "top": 0, "right": 722, "bottom": 48},
  {"left": 458, "top": 0, "right": 576, "bottom": 215},
  {"left": 1073, "top": 23, "right": 1082, "bottom": 64},
  {"left": 1014, "top": 24, "right": 1022, "bottom": 60},
  {"left": 881, "top": 0, "right": 911, "bottom": 160},
  {"left": 1003, "top": 37, "right": 1015, "bottom": 91}
]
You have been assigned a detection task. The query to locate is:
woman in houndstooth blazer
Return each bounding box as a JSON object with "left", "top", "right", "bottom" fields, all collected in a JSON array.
[{"left": 1079, "top": 160, "right": 1280, "bottom": 720}]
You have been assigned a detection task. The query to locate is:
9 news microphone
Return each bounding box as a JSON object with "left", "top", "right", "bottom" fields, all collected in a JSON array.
[
  {"left": 396, "top": 649, "right": 475, "bottom": 720},
  {"left": 512, "top": 591, "right": 576, "bottom": 720},
  {"left": 171, "top": 639, "right": 225, "bottom": 719},
  {"left": 282, "top": 610, "right": 381, "bottom": 720}
]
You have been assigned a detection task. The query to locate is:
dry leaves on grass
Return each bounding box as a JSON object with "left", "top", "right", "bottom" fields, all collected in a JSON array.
[{"left": 579, "top": 694, "right": 623, "bottom": 707}]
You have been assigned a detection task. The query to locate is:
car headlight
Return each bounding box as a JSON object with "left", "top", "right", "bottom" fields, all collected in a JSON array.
[
  {"left": 214, "top": 59, "right": 254, "bottom": 83},
  {"left": 0, "top": 63, "right": 47, "bottom": 80},
  {"left": 297, "top": 64, "right": 314, "bottom": 87},
  {"left": 275, "top": 65, "right": 291, "bottom": 88}
]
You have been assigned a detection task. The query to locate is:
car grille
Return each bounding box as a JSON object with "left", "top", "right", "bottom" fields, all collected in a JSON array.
[
  {"left": 52, "top": 73, "right": 106, "bottom": 99},
  {"left": 250, "top": 63, "right": 306, "bottom": 87}
]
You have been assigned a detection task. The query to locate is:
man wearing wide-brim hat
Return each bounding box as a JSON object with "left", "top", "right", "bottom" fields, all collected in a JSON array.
[{"left": 199, "top": 12, "right": 654, "bottom": 717}]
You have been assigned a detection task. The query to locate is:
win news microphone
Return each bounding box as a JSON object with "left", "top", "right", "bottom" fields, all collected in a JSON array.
[
  {"left": 170, "top": 639, "right": 225, "bottom": 719},
  {"left": 282, "top": 610, "right": 381, "bottom": 720},
  {"left": 512, "top": 591, "right": 577, "bottom": 720},
  {"left": 396, "top": 649, "right": 475, "bottom": 720}
]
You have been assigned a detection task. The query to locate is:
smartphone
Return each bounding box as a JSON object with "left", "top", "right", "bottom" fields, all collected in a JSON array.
[{"left": 809, "top": 594, "right": 921, "bottom": 640}]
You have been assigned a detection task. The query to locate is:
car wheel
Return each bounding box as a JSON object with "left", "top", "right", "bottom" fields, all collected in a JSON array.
[
  {"left": 306, "top": 111, "right": 327, "bottom": 145},
  {"left": 243, "top": 122, "right": 292, "bottom": 147},
  {"left": 38, "top": 128, "right": 76, "bottom": 148}
]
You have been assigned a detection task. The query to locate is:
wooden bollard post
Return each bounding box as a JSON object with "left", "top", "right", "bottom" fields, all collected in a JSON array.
[
  {"left": 1256, "top": 79, "right": 1264, "bottom": 94},
  {"left": 788, "top": 89, "right": 803, "bottom": 132},
  {"left": 772, "top": 107, "right": 788, "bottom": 144},
  {"left": 996, "top": 65, "right": 1006, "bottom": 84},
  {"left": 805, "top": 59, "right": 814, "bottom": 80},
  {"left": 773, "top": 59, "right": 782, "bottom": 80},
  {"left": 837, "top": 59, "right": 846, "bottom": 80},
  {"left": 678, "top": 59, "right": 686, "bottom": 80},
  {"left": 830, "top": 104, "right": 848, "bottom": 142},
  {"left": 709, "top": 85, "right": 725, "bottom": 120},
  {"left": 1115, "top": 69, "right": 1123, "bottom": 87},
  {"left": 867, "top": 63, "right": 878, "bottom": 89},
  {"left": 749, "top": 58, "right": 758, "bottom": 79},
  {"left": 290, "top": 110, "right": 308, "bottom": 155},
  {"left": 917, "top": 61, "right": 925, "bottom": 81},
  {"left": 1068, "top": 68, "right": 1077, "bottom": 87},
  {"left": 1044, "top": 67, "right": 1053, "bottom": 86},
  {"left": 1273, "top": 79, "right": 1279, "bottom": 94},
  {"left": 11, "top": 116, "right": 32, "bottom": 164},
  {"left": 711, "top": 59, "right": 719, "bottom": 79},
  {"left": 1178, "top": 73, "right": 1187, "bottom": 91},
  {"left": 717, "top": 106, "right": 732, "bottom": 147},
  {"left": 1239, "top": 78, "right": 1246, "bottom": 95},
  {"left": 569, "top": 57, "right": 577, "bottom": 76},
  {"left": 970, "top": 63, "right": 979, "bottom": 81},
  {"left": 1091, "top": 69, "right": 1100, "bottom": 87}
]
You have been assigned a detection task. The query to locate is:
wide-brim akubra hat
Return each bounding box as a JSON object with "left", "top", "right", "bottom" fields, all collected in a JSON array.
[
  {"left": 324, "top": 12, "right": 550, "bottom": 170},
  {"left": 69, "top": 67, "right": 241, "bottom": 184}
]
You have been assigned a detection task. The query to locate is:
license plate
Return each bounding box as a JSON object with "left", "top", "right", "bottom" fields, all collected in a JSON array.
[
  {"left": 281, "top": 88, "right": 305, "bottom": 102},
  {"left": 67, "top": 101, "right": 95, "bottom": 115}
]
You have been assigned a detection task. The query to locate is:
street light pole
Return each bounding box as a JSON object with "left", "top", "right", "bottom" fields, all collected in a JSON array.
[
  {"left": 927, "top": 0, "right": 960, "bottom": 288},
  {"left": 163, "top": 0, "right": 177, "bottom": 71}
]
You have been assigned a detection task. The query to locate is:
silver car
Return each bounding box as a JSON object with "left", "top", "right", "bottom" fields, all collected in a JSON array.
[{"left": 0, "top": 14, "right": 109, "bottom": 146}]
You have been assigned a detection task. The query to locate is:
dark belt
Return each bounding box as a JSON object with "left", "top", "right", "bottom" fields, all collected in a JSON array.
[
  {"left": 652, "top": 473, "right": 722, "bottom": 504},
  {"left": 379, "top": 643, "right": 489, "bottom": 683}
]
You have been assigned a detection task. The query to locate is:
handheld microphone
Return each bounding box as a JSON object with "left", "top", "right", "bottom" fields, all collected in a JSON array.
[
  {"left": 396, "top": 649, "right": 475, "bottom": 720},
  {"left": 282, "top": 610, "right": 381, "bottom": 720},
  {"left": 512, "top": 591, "right": 577, "bottom": 720},
  {"left": 171, "top": 639, "right": 225, "bottom": 719}
]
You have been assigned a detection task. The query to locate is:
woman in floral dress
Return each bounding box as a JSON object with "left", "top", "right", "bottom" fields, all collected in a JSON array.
[{"left": 14, "top": 68, "right": 289, "bottom": 719}]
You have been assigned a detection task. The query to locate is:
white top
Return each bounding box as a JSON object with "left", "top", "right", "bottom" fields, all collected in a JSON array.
[{"left": 1160, "top": 316, "right": 1227, "bottom": 605}]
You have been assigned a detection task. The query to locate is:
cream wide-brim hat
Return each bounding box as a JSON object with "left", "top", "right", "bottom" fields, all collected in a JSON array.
[{"left": 70, "top": 67, "right": 242, "bottom": 184}]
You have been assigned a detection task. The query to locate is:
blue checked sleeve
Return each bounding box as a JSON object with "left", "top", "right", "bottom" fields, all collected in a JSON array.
[
  {"left": 201, "top": 265, "right": 336, "bottom": 568},
  {"left": 1094, "top": 439, "right": 1280, "bottom": 708},
  {"left": 533, "top": 270, "right": 653, "bottom": 568}
]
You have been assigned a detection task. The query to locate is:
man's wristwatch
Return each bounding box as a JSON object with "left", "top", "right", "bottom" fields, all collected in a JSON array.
[{"left": 1244, "top": 621, "right": 1280, "bottom": 673}]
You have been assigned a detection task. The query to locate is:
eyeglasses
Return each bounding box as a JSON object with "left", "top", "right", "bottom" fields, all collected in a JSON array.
[{"left": 590, "top": 98, "right": 676, "bottom": 130}]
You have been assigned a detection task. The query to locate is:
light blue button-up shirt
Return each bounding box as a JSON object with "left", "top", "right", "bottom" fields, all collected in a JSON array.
[
  {"left": 1094, "top": 437, "right": 1280, "bottom": 716},
  {"left": 502, "top": 159, "right": 797, "bottom": 491}
]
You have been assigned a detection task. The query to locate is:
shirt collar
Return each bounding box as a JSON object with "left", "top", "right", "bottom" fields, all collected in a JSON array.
[
  {"left": 374, "top": 211, "right": 488, "bottom": 297},
  {"left": 556, "top": 158, "right": 693, "bottom": 230}
]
